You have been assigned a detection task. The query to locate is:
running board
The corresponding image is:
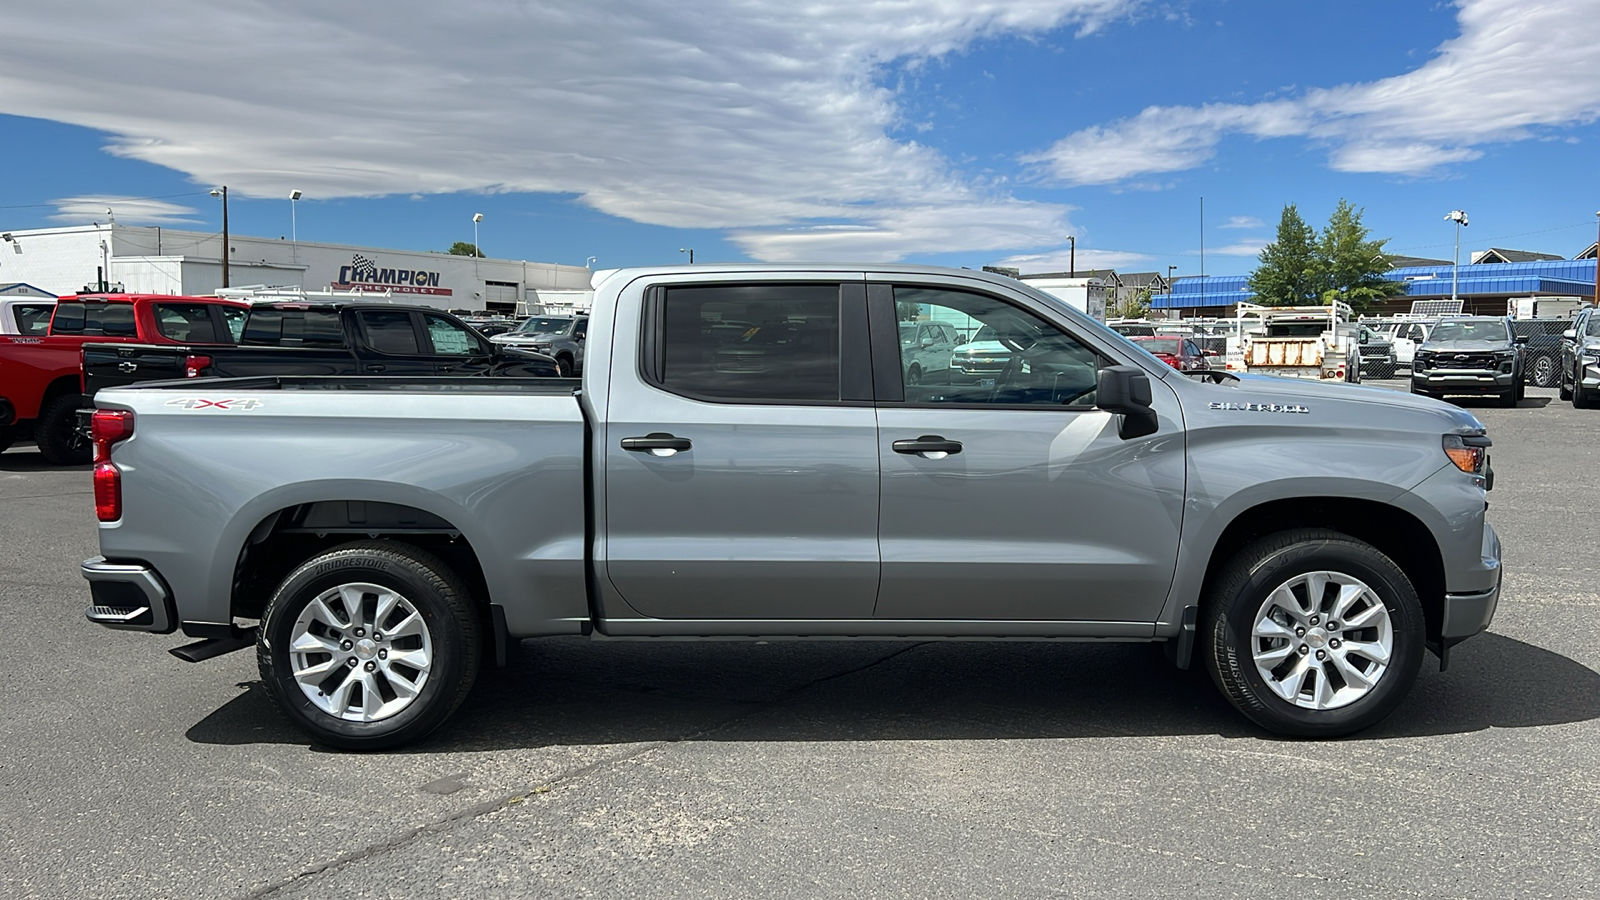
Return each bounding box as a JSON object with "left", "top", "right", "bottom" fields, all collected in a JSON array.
[{"left": 170, "top": 627, "right": 257, "bottom": 663}]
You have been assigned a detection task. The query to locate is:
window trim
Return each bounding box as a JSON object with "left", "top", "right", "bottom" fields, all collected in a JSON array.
[
  {"left": 867, "top": 282, "right": 1109, "bottom": 412},
  {"left": 637, "top": 281, "right": 871, "bottom": 407}
]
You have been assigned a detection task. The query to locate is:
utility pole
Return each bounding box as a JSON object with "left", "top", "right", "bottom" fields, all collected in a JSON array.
[
  {"left": 1593, "top": 210, "right": 1599, "bottom": 308},
  {"left": 210, "top": 186, "right": 230, "bottom": 288},
  {"left": 1068, "top": 235, "right": 1075, "bottom": 278}
]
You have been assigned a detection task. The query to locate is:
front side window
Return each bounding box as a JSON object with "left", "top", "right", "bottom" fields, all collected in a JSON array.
[
  {"left": 892, "top": 286, "right": 1103, "bottom": 407},
  {"left": 154, "top": 303, "right": 220, "bottom": 342},
  {"left": 423, "top": 314, "right": 479, "bottom": 356},
  {"left": 649, "top": 284, "right": 840, "bottom": 402},
  {"left": 360, "top": 310, "right": 421, "bottom": 354},
  {"left": 242, "top": 309, "right": 345, "bottom": 346}
]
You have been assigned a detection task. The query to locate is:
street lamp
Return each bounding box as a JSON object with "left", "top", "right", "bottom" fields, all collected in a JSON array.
[
  {"left": 472, "top": 213, "right": 484, "bottom": 258},
  {"left": 289, "top": 190, "right": 302, "bottom": 263},
  {"left": 1445, "top": 209, "right": 1469, "bottom": 305},
  {"left": 679, "top": 247, "right": 694, "bottom": 264},
  {"left": 1068, "top": 235, "right": 1076, "bottom": 278},
  {"left": 585, "top": 255, "right": 597, "bottom": 269},
  {"left": 1593, "top": 210, "right": 1599, "bottom": 309},
  {"left": 210, "top": 186, "right": 230, "bottom": 288}
]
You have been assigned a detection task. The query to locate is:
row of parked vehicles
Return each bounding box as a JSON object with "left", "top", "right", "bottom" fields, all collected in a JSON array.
[{"left": 0, "top": 293, "right": 592, "bottom": 463}]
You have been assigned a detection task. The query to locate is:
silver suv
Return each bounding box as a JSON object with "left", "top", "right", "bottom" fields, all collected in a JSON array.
[
  {"left": 1559, "top": 306, "right": 1600, "bottom": 408},
  {"left": 490, "top": 315, "right": 588, "bottom": 376},
  {"left": 1410, "top": 316, "right": 1525, "bottom": 406}
]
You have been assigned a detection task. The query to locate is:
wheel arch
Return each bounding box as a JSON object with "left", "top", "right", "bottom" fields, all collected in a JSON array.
[
  {"left": 227, "top": 495, "right": 493, "bottom": 626},
  {"left": 1194, "top": 496, "right": 1446, "bottom": 646}
]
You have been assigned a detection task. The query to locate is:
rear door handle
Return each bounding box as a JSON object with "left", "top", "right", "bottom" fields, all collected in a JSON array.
[
  {"left": 892, "top": 435, "right": 962, "bottom": 459},
  {"left": 621, "top": 433, "right": 692, "bottom": 457},
  {"left": 366, "top": 364, "right": 386, "bottom": 372}
]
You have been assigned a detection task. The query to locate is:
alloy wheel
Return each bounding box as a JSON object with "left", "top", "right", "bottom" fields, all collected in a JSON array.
[
  {"left": 288, "top": 582, "right": 434, "bottom": 722},
  {"left": 1250, "top": 570, "right": 1393, "bottom": 710}
]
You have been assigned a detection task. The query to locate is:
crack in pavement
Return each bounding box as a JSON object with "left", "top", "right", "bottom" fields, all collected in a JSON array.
[{"left": 240, "top": 641, "right": 929, "bottom": 899}]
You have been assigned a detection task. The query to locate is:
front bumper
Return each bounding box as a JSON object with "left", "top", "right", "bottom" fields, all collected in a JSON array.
[
  {"left": 81, "top": 557, "right": 176, "bottom": 634},
  {"left": 1434, "top": 523, "right": 1500, "bottom": 668},
  {"left": 1411, "top": 368, "right": 1515, "bottom": 394},
  {"left": 1579, "top": 359, "right": 1600, "bottom": 389}
]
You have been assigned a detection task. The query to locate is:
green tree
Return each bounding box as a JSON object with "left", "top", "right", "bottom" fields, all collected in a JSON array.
[
  {"left": 447, "top": 241, "right": 484, "bottom": 258},
  {"left": 1317, "top": 199, "right": 1403, "bottom": 312},
  {"left": 1110, "top": 287, "right": 1151, "bottom": 319},
  {"left": 1248, "top": 204, "right": 1324, "bottom": 305}
]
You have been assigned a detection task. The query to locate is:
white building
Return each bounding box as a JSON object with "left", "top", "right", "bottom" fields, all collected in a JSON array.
[
  {"left": 0, "top": 223, "right": 592, "bottom": 313},
  {"left": 1020, "top": 274, "right": 1109, "bottom": 321}
]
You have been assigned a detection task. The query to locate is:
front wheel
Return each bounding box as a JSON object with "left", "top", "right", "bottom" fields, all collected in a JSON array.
[
  {"left": 257, "top": 541, "right": 482, "bottom": 750},
  {"left": 1203, "top": 529, "right": 1424, "bottom": 738},
  {"left": 556, "top": 355, "right": 574, "bottom": 378},
  {"left": 1573, "top": 374, "right": 1590, "bottom": 409}
]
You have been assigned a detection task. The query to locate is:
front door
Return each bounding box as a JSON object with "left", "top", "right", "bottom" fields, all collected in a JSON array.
[
  {"left": 603, "top": 280, "right": 881, "bottom": 620},
  {"left": 869, "top": 281, "right": 1185, "bottom": 624}
]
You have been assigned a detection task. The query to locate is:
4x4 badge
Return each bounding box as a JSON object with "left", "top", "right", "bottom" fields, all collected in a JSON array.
[
  {"left": 1208, "top": 401, "right": 1310, "bottom": 414},
  {"left": 165, "top": 398, "right": 263, "bottom": 411}
]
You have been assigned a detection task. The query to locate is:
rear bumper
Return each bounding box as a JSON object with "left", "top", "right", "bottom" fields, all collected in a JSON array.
[{"left": 81, "top": 557, "right": 176, "bottom": 634}]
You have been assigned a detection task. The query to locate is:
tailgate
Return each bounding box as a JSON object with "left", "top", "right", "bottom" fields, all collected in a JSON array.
[{"left": 84, "top": 343, "right": 192, "bottom": 395}]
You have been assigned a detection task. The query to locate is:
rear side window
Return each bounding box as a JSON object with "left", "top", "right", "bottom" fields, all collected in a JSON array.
[
  {"left": 242, "top": 309, "right": 346, "bottom": 347},
  {"left": 645, "top": 284, "right": 841, "bottom": 403},
  {"left": 154, "top": 304, "right": 220, "bottom": 342},
  {"left": 14, "top": 304, "right": 54, "bottom": 335},
  {"left": 49, "top": 302, "right": 135, "bottom": 336},
  {"left": 360, "top": 310, "right": 421, "bottom": 355}
]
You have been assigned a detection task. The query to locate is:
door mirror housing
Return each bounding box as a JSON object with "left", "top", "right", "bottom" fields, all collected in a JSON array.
[
  {"left": 1563, "top": 329, "right": 1577, "bottom": 340},
  {"left": 1514, "top": 334, "right": 1528, "bottom": 345},
  {"left": 1096, "top": 365, "right": 1158, "bottom": 440}
]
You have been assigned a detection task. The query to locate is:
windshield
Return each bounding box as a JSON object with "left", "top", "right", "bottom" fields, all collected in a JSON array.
[
  {"left": 898, "top": 324, "right": 918, "bottom": 345},
  {"left": 1587, "top": 317, "right": 1600, "bottom": 337},
  {"left": 1136, "top": 338, "right": 1181, "bottom": 354},
  {"left": 970, "top": 325, "right": 999, "bottom": 343},
  {"left": 515, "top": 316, "right": 572, "bottom": 335},
  {"left": 1430, "top": 320, "right": 1510, "bottom": 343}
]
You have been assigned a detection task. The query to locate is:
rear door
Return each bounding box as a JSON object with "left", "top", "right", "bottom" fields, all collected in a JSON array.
[
  {"left": 222, "top": 307, "right": 354, "bottom": 377},
  {"left": 869, "top": 278, "right": 1185, "bottom": 627},
  {"left": 354, "top": 309, "right": 436, "bottom": 375},
  {"left": 603, "top": 277, "right": 881, "bottom": 620}
]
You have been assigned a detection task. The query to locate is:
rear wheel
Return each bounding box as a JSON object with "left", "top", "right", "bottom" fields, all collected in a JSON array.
[
  {"left": 257, "top": 541, "right": 482, "bottom": 750},
  {"left": 0, "top": 426, "right": 12, "bottom": 454},
  {"left": 36, "top": 394, "right": 91, "bottom": 465},
  {"left": 907, "top": 364, "right": 923, "bottom": 386},
  {"left": 1203, "top": 529, "right": 1424, "bottom": 738}
]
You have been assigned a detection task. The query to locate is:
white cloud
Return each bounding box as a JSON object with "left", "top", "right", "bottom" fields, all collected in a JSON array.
[
  {"left": 995, "top": 246, "right": 1155, "bottom": 273},
  {"left": 49, "top": 196, "right": 200, "bottom": 225},
  {"left": 1218, "top": 216, "right": 1262, "bottom": 230},
  {"left": 1207, "top": 240, "right": 1268, "bottom": 257},
  {"left": 1029, "top": 0, "right": 1600, "bottom": 184},
  {"left": 0, "top": 0, "right": 1143, "bottom": 261}
]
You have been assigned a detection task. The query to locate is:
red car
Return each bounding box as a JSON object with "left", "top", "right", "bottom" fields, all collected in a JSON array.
[
  {"left": 0, "top": 293, "right": 247, "bottom": 463},
  {"left": 1130, "top": 335, "right": 1212, "bottom": 372}
]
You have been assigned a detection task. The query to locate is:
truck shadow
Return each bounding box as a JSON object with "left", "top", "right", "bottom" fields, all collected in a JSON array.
[{"left": 185, "top": 631, "right": 1600, "bottom": 749}]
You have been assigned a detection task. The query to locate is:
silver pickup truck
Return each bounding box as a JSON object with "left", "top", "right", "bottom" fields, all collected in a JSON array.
[{"left": 81, "top": 265, "right": 1501, "bottom": 749}]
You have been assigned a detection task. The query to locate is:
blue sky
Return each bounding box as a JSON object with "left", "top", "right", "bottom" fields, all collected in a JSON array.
[{"left": 2, "top": 0, "right": 1597, "bottom": 278}]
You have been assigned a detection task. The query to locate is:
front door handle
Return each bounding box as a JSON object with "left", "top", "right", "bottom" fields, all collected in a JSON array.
[
  {"left": 892, "top": 435, "right": 962, "bottom": 459},
  {"left": 621, "top": 433, "right": 692, "bottom": 457},
  {"left": 366, "top": 364, "right": 387, "bottom": 373}
]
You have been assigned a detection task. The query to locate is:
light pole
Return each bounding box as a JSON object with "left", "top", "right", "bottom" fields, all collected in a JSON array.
[
  {"left": 209, "top": 186, "right": 230, "bottom": 288},
  {"left": 1593, "top": 210, "right": 1599, "bottom": 308},
  {"left": 1445, "top": 209, "right": 1469, "bottom": 305},
  {"left": 585, "top": 255, "right": 597, "bottom": 269},
  {"left": 679, "top": 248, "right": 694, "bottom": 264},
  {"left": 1068, "top": 235, "right": 1075, "bottom": 278},
  {"left": 472, "top": 213, "right": 484, "bottom": 258},
  {"left": 290, "top": 190, "right": 302, "bottom": 264}
]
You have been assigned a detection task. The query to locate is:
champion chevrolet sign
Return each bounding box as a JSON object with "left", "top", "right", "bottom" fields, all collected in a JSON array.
[{"left": 332, "top": 254, "right": 453, "bottom": 296}]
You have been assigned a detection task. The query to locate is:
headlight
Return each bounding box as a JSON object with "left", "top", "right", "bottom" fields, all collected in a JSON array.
[
  {"left": 1442, "top": 433, "right": 1490, "bottom": 475},
  {"left": 1582, "top": 346, "right": 1600, "bottom": 360}
]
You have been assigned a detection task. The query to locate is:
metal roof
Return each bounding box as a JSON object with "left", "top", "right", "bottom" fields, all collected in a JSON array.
[{"left": 1150, "top": 258, "right": 1598, "bottom": 308}]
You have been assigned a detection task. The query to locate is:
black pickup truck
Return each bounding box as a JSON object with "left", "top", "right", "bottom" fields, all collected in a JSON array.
[{"left": 84, "top": 302, "right": 559, "bottom": 394}]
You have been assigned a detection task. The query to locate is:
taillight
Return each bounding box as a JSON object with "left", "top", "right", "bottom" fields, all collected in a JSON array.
[
  {"left": 94, "top": 463, "right": 121, "bottom": 522},
  {"left": 184, "top": 354, "right": 212, "bottom": 378},
  {"left": 91, "top": 409, "right": 133, "bottom": 522}
]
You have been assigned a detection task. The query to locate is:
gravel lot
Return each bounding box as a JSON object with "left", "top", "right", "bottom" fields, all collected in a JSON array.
[{"left": 3, "top": 383, "right": 1597, "bottom": 899}]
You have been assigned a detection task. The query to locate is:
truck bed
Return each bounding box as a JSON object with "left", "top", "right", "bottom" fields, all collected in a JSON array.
[{"left": 107, "top": 374, "right": 582, "bottom": 395}]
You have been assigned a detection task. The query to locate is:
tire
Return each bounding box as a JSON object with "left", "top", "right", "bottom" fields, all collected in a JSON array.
[
  {"left": 1560, "top": 367, "right": 1573, "bottom": 401},
  {"left": 1499, "top": 386, "right": 1517, "bottom": 408},
  {"left": 556, "top": 355, "right": 574, "bottom": 378},
  {"left": 907, "top": 364, "right": 923, "bottom": 386},
  {"left": 1532, "top": 355, "right": 1557, "bottom": 388},
  {"left": 1574, "top": 373, "right": 1590, "bottom": 409},
  {"left": 257, "top": 540, "right": 482, "bottom": 751},
  {"left": 0, "top": 426, "right": 12, "bottom": 454},
  {"left": 36, "top": 394, "right": 91, "bottom": 465},
  {"left": 1515, "top": 374, "right": 1526, "bottom": 402},
  {"left": 1202, "top": 529, "right": 1425, "bottom": 738}
]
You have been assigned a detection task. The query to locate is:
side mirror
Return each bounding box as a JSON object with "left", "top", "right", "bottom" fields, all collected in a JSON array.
[
  {"left": 1563, "top": 329, "right": 1576, "bottom": 340},
  {"left": 576, "top": 333, "right": 586, "bottom": 342},
  {"left": 1514, "top": 335, "right": 1528, "bottom": 345},
  {"left": 920, "top": 336, "right": 935, "bottom": 348},
  {"left": 1358, "top": 332, "right": 1369, "bottom": 345},
  {"left": 1096, "top": 365, "right": 1158, "bottom": 440}
]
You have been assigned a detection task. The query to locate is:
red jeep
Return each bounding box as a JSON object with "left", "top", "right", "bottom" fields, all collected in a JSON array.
[{"left": 0, "top": 294, "right": 247, "bottom": 463}]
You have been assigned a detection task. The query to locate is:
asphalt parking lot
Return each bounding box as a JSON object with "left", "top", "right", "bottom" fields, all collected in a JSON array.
[{"left": 3, "top": 381, "right": 1598, "bottom": 900}]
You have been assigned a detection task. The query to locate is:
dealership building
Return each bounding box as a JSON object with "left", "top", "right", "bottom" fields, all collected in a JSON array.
[{"left": 0, "top": 223, "right": 594, "bottom": 313}]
